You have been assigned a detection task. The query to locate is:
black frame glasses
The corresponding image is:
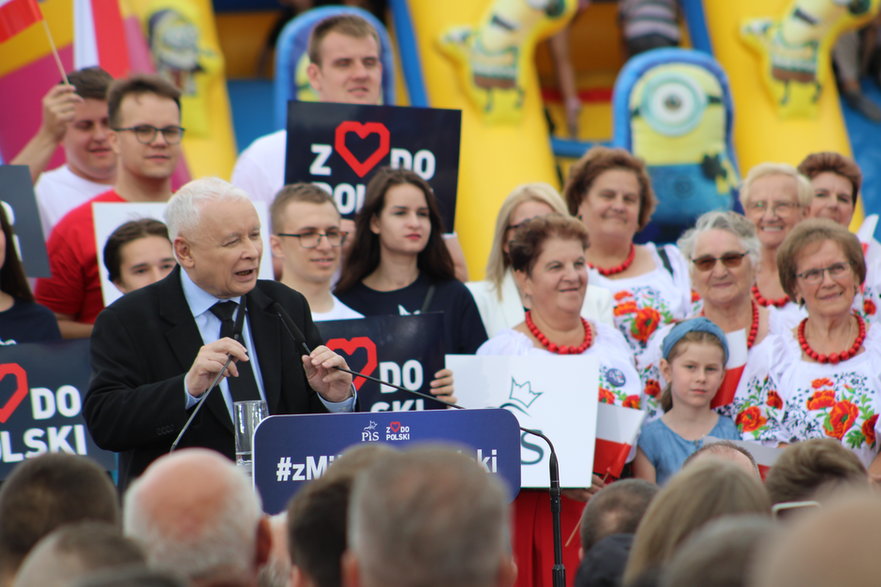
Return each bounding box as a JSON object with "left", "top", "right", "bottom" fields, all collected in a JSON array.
[
  {"left": 113, "top": 125, "right": 186, "bottom": 145},
  {"left": 691, "top": 251, "right": 748, "bottom": 272},
  {"left": 276, "top": 230, "right": 348, "bottom": 249}
]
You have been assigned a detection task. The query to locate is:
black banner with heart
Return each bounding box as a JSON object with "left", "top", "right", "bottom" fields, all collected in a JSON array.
[
  {"left": 0, "top": 340, "right": 116, "bottom": 480},
  {"left": 284, "top": 101, "right": 461, "bottom": 231},
  {"left": 317, "top": 313, "right": 446, "bottom": 412}
]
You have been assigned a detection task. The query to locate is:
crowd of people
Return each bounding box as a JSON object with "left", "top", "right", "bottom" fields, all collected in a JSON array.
[
  {"left": 3, "top": 440, "right": 881, "bottom": 587},
  {"left": 4, "top": 7, "right": 881, "bottom": 587}
]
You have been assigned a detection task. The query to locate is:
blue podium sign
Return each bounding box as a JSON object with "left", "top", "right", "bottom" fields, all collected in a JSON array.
[{"left": 253, "top": 409, "right": 521, "bottom": 514}]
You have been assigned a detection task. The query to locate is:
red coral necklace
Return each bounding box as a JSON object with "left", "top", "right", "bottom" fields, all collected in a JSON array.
[
  {"left": 702, "top": 300, "right": 760, "bottom": 350},
  {"left": 751, "top": 284, "right": 789, "bottom": 308},
  {"left": 525, "top": 310, "right": 593, "bottom": 354},
  {"left": 590, "top": 243, "right": 636, "bottom": 276},
  {"left": 797, "top": 313, "right": 866, "bottom": 364}
]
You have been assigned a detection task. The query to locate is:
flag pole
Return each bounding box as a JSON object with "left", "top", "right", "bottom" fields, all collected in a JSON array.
[{"left": 39, "top": 13, "right": 68, "bottom": 84}]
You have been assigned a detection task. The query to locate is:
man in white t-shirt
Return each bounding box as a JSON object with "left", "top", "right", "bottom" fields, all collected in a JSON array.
[
  {"left": 11, "top": 67, "right": 116, "bottom": 239},
  {"left": 233, "top": 13, "right": 469, "bottom": 280},
  {"left": 270, "top": 182, "right": 362, "bottom": 321}
]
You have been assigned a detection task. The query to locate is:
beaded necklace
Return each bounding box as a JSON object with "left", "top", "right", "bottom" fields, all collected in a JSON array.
[
  {"left": 525, "top": 311, "right": 593, "bottom": 354},
  {"left": 797, "top": 313, "right": 866, "bottom": 364},
  {"left": 751, "top": 284, "right": 789, "bottom": 308},
  {"left": 590, "top": 243, "right": 636, "bottom": 277}
]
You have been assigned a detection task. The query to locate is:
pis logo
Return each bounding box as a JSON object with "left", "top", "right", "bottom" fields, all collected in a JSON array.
[{"left": 361, "top": 420, "right": 379, "bottom": 442}]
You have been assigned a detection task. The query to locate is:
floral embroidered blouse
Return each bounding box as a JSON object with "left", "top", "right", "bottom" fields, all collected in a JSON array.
[
  {"left": 590, "top": 243, "right": 691, "bottom": 357},
  {"left": 733, "top": 323, "right": 881, "bottom": 467}
]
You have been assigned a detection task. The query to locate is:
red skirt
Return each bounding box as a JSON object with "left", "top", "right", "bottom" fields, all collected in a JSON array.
[{"left": 512, "top": 489, "right": 585, "bottom": 587}]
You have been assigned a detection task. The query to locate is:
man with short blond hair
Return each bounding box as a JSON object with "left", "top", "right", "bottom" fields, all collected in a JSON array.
[{"left": 270, "top": 183, "right": 361, "bottom": 320}]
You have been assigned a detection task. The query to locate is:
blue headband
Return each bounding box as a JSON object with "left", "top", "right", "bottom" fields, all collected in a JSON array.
[{"left": 661, "top": 317, "right": 729, "bottom": 363}]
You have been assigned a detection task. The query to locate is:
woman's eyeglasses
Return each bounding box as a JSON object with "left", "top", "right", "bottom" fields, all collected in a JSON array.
[
  {"left": 795, "top": 262, "right": 851, "bottom": 284},
  {"left": 691, "top": 252, "right": 748, "bottom": 272}
]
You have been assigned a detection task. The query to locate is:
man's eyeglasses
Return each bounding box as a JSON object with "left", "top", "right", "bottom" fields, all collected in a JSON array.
[
  {"left": 796, "top": 262, "right": 851, "bottom": 284},
  {"left": 113, "top": 125, "right": 186, "bottom": 145},
  {"left": 276, "top": 230, "right": 347, "bottom": 249},
  {"left": 691, "top": 252, "right": 748, "bottom": 272},
  {"left": 745, "top": 200, "right": 799, "bottom": 215}
]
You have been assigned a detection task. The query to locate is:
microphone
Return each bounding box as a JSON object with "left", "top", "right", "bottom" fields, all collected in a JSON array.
[
  {"left": 170, "top": 298, "right": 248, "bottom": 453},
  {"left": 271, "top": 301, "right": 565, "bottom": 585}
]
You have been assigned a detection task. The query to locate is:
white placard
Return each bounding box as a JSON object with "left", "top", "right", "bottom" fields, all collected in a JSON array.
[
  {"left": 446, "top": 354, "right": 599, "bottom": 488},
  {"left": 94, "top": 201, "right": 274, "bottom": 306}
]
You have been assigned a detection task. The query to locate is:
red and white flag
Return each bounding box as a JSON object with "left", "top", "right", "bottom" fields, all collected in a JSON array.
[
  {"left": 712, "top": 329, "right": 750, "bottom": 409},
  {"left": 73, "top": 0, "right": 129, "bottom": 76},
  {"left": 0, "top": 0, "right": 42, "bottom": 43},
  {"left": 593, "top": 403, "right": 646, "bottom": 479}
]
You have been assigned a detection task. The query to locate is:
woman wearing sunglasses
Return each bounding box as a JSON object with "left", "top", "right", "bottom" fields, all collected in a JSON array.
[
  {"left": 563, "top": 146, "right": 691, "bottom": 356},
  {"left": 739, "top": 162, "right": 811, "bottom": 332},
  {"left": 737, "top": 218, "right": 881, "bottom": 472},
  {"left": 637, "top": 211, "right": 772, "bottom": 421}
]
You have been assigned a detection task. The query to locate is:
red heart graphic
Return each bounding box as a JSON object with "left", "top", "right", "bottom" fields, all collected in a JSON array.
[
  {"left": 334, "top": 121, "right": 390, "bottom": 178},
  {"left": 0, "top": 363, "right": 28, "bottom": 424},
  {"left": 389, "top": 421, "right": 401, "bottom": 433},
  {"left": 326, "top": 337, "right": 377, "bottom": 391}
]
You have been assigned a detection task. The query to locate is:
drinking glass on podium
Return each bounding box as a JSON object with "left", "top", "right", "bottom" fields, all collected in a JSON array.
[{"left": 233, "top": 400, "right": 268, "bottom": 479}]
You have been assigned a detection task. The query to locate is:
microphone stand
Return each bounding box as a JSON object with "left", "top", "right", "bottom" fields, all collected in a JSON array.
[{"left": 273, "top": 302, "right": 566, "bottom": 586}]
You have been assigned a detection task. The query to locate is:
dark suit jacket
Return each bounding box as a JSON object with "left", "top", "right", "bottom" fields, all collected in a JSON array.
[{"left": 83, "top": 267, "right": 329, "bottom": 491}]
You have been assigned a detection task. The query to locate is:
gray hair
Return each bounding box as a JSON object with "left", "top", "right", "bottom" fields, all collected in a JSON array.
[
  {"left": 164, "top": 177, "right": 254, "bottom": 241},
  {"left": 123, "top": 453, "right": 263, "bottom": 584},
  {"left": 677, "top": 210, "right": 761, "bottom": 272},
  {"left": 348, "top": 446, "right": 510, "bottom": 587},
  {"left": 739, "top": 162, "right": 813, "bottom": 210}
]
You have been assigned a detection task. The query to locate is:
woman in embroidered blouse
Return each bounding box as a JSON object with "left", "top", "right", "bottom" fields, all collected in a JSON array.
[
  {"left": 638, "top": 211, "right": 772, "bottom": 420},
  {"left": 563, "top": 146, "right": 691, "bottom": 355},
  {"left": 798, "top": 151, "right": 881, "bottom": 323},
  {"left": 477, "top": 213, "right": 641, "bottom": 587},
  {"left": 465, "top": 182, "right": 613, "bottom": 337},
  {"left": 739, "top": 162, "right": 811, "bottom": 332},
  {"left": 746, "top": 218, "right": 881, "bottom": 472}
]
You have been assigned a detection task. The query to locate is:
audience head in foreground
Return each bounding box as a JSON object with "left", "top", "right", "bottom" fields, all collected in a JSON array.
[
  {"left": 0, "top": 453, "right": 119, "bottom": 586},
  {"left": 764, "top": 438, "right": 868, "bottom": 506},
  {"left": 12, "top": 522, "right": 144, "bottom": 587},
  {"left": 123, "top": 448, "right": 270, "bottom": 587},
  {"left": 579, "top": 479, "right": 659, "bottom": 553},
  {"left": 661, "top": 515, "right": 776, "bottom": 587},
  {"left": 683, "top": 440, "right": 761, "bottom": 479},
  {"left": 623, "top": 459, "right": 771, "bottom": 585},
  {"left": 343, "top": 445, "right": 516, "bottom": 587},
  {"left": 288, "top": 443, "right": 396, "bottom": 587},
  {"left": 752, "top": 492, "right": 881, "bottom": 587}
]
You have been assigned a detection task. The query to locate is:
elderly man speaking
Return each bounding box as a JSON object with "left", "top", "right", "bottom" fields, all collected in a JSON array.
[{"left": 84, "top": 177, "right": 355, "bottom": 491}]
